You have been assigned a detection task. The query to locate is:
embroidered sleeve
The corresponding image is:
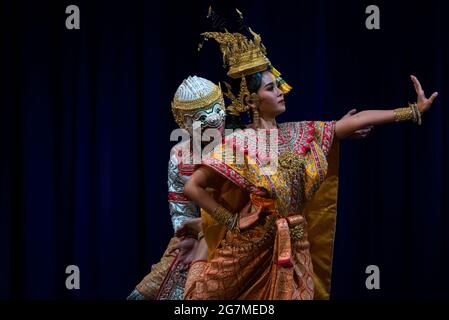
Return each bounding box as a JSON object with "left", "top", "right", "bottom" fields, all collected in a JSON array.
[
  {"left": 167, "top": 149, "right": 199, "bottom": 232},
  {"left": 201, "top": 130, "right": 272, "bottom": 195},
  {"left": 311, "top": 121, "right": 336, "bottom": 157}
]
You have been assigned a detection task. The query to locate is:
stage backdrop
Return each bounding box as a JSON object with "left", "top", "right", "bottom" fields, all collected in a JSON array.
[{"left": 1, "top": 0, "right": 448, "bottom": 299}]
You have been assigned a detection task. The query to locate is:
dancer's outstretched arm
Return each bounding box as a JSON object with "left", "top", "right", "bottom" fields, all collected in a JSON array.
[{"left": 335, "top": 75, "right": 438, "bottom": 139}]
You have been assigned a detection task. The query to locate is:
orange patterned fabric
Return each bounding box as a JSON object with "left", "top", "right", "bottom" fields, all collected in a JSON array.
[
  {"left": 185, "top": 121, "right": 339, "bottom": 300},
  {"left": 184, "top": 213, "right": 315, "bottom": 300}
]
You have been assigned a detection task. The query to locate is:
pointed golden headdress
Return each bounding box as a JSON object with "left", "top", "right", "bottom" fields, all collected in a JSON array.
[
  {"left": 201, "top": 28, "right": 271, "bottom": 79},
  {"left": 200, "top": 12, "right": 292, "bottom": 117}
]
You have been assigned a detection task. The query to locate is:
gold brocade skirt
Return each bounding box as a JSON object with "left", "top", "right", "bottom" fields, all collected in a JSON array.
[{"left": 184, "top": 197, "right": 315, "bottom": 300}]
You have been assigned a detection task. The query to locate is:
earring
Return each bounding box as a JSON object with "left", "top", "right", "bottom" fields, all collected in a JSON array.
[
  {"left": 252, "top": 107, "right": 260, "bottom": 128},
  {"left": 247, "top": 93, "right": 260, "bottom": 128}
]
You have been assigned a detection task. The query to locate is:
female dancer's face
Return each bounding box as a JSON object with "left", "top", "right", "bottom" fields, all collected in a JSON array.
[{"left": 255, "top": 71, "right": 285, "bottom": 119}]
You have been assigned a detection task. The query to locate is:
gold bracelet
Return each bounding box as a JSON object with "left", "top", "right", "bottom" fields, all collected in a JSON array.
[
  {"left": 197, "top": 231, "right": 204, "bottom": 241},
  {"left": 213, "top": 205, "right": 239, "bottom": 231},
  {"left": 393, "top": 102, "right": 422, "bottom": 125},
  {"left": 409, "top": 102, "right": 422, "bottom": 125},
  {"left": 393, "top": 107, "right": 414, "bottom": 122}
]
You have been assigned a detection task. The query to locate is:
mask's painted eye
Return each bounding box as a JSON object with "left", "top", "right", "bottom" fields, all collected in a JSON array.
[{"left": 199, "top": 115, "right": 207, "bottom": 121}]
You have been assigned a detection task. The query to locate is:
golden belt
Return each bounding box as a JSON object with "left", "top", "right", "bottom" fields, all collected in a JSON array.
[{"left": 244, "top": 195, "right": 305, "bottom": 268}]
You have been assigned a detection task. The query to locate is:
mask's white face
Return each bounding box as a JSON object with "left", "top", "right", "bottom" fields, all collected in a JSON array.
[{"left": 184, "top": 102, "right": 225, "bottom": 133}]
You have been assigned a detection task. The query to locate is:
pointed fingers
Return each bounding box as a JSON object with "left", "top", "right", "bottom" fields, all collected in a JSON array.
[
  {"left": 429, "top": 92, "right": 439, "bottom": 104},
  {"left": 411, "top": 75, "right": 425, "bottom": 96}
]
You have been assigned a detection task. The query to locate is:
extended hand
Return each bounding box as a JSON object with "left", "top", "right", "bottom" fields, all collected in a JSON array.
[
  {"left": 411, "top": 75, "right": 438, "bottom": 113},
  {"left": 168, "top": 237, "right": 198, "bottom": 271},
  {"left": 175, "top": 217, "right": 202, "bottom": 238}
]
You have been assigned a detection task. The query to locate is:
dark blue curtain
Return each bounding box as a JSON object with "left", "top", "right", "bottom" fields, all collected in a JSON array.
[{"left": 1, "top": 0, "right": 448, "bottom": 299}]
